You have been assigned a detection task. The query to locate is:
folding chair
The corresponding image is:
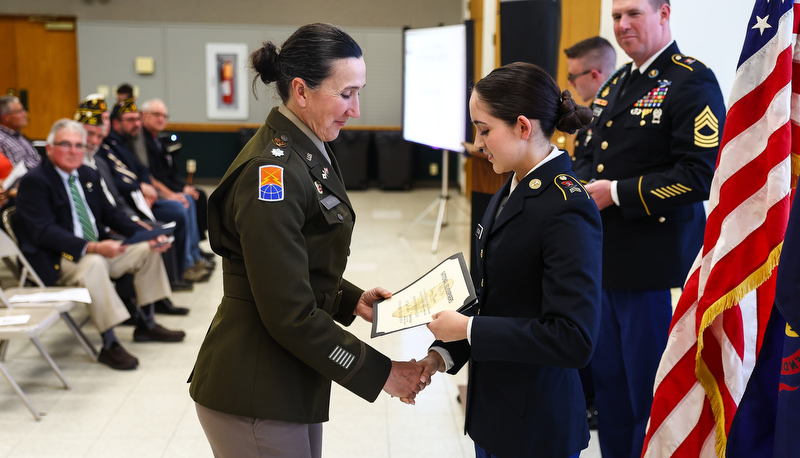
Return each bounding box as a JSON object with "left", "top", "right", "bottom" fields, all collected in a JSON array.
[
  {"left": 0, "top": 224, "right": 97, "bottom": 360},
  {"left": 0, "top": 308, "right": 71, "bottom": 420}
]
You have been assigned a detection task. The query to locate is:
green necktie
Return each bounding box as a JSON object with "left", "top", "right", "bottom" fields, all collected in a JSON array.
[{"left": 68, "top": 175, "right": 98, "bottom": 242}]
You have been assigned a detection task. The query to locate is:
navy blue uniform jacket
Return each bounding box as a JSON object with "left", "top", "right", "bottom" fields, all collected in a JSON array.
[
  {"left": 436, "top": 151, "right": 602, "bottom": 457},
  {"left": 573, "top": 42, "right": 725, "bottom": 289},
  {"left": 15, "top": 160, "right": 143, "bottom": 286}
]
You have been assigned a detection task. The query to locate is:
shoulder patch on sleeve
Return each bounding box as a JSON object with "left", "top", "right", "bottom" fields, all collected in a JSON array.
[
  {"left": 694, "top": 105, "right": 720, "bottom": 148},
  {"left": 258, "top": 165, "right": 284, "bottom": 202},
  {"left": 553, "top": 174, "right": 590, "bottom": 200}
]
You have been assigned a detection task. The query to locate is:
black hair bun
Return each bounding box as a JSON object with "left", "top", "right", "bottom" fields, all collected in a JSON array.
[
  {"left": 555, "top": 90, "right": 593, "bottom": 134},
  {"left": 251, "top": 41, "right": 281, "bottom": 85}
]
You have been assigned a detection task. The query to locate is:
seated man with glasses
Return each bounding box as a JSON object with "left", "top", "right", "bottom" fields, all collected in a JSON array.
[
  {"left": 101, "top": 100, "right": 212, "bottom": 286},
  {"left": 141, "top": 99, "right": 211, "bottom": 248},
  {"left": 15, "top": 119, "right": 187, "bottom": 371}
]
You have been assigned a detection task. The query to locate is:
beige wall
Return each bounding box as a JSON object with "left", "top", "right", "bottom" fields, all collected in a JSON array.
[{"left": 0, "top": 0, "right": 462, "bottom": 28}]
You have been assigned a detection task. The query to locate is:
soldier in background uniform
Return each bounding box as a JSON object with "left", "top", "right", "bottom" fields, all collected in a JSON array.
[
  {"left": 419, "top": 62, "right": 602, "bottom": 458},
  {"left": 563, "top": 35, "right": 617, "bottom": 429},
  {"left": 572, "top": 1, "right": 726, "bottom": 458},
  {"left": 188, "top": 24, "right": 427, "bottom": 458},
  {"left": 564, "top": 36, "right": 617, "bottom": 181}
]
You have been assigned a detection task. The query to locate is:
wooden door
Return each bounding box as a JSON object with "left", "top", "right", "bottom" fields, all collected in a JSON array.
[
  {"left": 0, "top": 15, "right": 79, "bottom": 140},
  {"left": 555, "top": 0, "right": 603, "bottom": 155}
]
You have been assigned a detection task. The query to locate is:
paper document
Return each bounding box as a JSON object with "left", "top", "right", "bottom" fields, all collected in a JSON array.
[
  {"left": 0, "top": 314, "right": 31, "bottom": 326},
  {"left": 371, "top": 252, "right": 476, "bottom": 338},
  {"left": 9, "top": 288, "right": 92, "bottom": 304},
  {"left": 2, "top": 162, "right": 27, "bottom": 189}
]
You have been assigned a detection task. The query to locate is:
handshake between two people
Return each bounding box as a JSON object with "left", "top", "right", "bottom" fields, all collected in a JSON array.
[
  {"left": 384, "top": 310, "right": 472, "bottom": 404},
  {"left": 356, "top": 287, "right": 471, "bottom": 405},
  {"left": 383, "top": 351, "right": 444, "bottom": 405}
]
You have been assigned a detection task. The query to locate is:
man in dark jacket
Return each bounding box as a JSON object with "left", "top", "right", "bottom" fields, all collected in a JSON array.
[
  {"left": 572, "top": 1, "right": 726, "bottom": 457},
  {"left": 15, "top": 119, "right": 186, "bottom": 371},
  {"left": 141, "top": 98, "right": 209, "bottom": 242}
]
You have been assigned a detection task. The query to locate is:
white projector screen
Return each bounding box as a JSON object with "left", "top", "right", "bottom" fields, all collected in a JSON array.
[{"left": 402, "top": 24, "right": 468, "bottom": 153}]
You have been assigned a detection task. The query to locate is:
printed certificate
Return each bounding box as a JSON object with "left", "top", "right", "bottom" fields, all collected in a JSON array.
[{"left": 371, "top": 252, "right": 477, "bottom": 338}]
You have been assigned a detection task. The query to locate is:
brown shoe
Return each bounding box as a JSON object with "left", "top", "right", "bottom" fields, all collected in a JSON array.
[
  {"left": 133, "top": 324, "right": 186, "bottom": 343},
  {"left": 195, "top": 258, "right": 216, "bottom": 270},
  {"left": 182, "top": 265, "right": 211, "bottom": 283},
  {"left": 98, "top": 342, "right": 139, "bottom": 370}
]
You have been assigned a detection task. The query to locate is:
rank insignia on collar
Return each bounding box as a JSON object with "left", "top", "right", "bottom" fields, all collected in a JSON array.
[
  {"left": 306, "top": 153, "right": 313, "bottom": 161},
  {"left": 259, "top": 165, "right": 284, "bottom": 202},
  {"left": 273, "top": 137, "right": 287, "bottom": 148},
  {"left": 315, "top": 181, "right": 323, "bottom": 194},
  {"left": 322, "top": 168, "right": 329, "bottom": 179},
  {"left": 271, "top": 148, "right": 284, "bottom": 157},
  {"left": 583, "top": 129, "right": 593, "bottom": 146}
]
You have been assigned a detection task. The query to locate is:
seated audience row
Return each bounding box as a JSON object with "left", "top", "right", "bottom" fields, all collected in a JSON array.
[{"left": 0, "top": 91, "right": 214, "bottom": 371}]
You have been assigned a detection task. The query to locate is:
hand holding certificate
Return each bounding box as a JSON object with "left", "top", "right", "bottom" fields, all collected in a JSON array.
[{"left": 371, "top": 252, "right": 477, "bottom": 338}]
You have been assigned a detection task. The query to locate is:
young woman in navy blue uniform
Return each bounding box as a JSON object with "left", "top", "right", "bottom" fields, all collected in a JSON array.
[{"left": 419, "top": 62, "right": 603, "bottom": 458}]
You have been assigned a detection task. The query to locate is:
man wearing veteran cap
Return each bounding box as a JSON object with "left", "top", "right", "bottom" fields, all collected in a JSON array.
[
  {"left": 75, "top": 97, "right": 194, "bottom": 300},
  {"left": 74, "top": 97, "right": 134, "bottom": 220},
  {"left": 100, "top": 99, "right": 212, "bottom": 285},
  {"left": 14, "top": 118, "right": 187, "bottom": 371},
  {"left": 572, "top": 1, "right": 725, "bottom": 457}
]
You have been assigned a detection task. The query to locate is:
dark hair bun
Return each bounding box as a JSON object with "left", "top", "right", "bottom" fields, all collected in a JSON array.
[
  {"left": 555, "top": 90, "right": 593, "bottom": 134},
  {"left": 251, "top": 41, "right": 281, "bottom": 85}
]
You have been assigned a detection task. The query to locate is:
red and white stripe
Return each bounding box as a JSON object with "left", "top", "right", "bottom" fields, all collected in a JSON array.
[{"left": 642, "top": 3, "right": 800, "bottom": 457}]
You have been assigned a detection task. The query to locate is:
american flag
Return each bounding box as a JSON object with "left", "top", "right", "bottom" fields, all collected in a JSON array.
[{"left": 641, "top": 1, "right": 800, "bottom": 457}]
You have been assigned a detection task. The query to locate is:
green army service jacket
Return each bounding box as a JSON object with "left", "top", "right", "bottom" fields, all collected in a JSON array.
[{"left": 189, "top": 107, "right": 391, "bottom": 423}]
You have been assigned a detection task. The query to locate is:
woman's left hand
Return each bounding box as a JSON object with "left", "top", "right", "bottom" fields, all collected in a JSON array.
[
  {"left": 427, "top": 311, "right": 469, "bottom": 342},
  {"left": 354, "top": 287, "right": 392, "bottom": 323}
]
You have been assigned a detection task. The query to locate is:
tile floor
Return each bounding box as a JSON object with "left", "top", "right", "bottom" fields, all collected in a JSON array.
[{"left": 0, "top": 188, "right": 601, "bottom": 457}]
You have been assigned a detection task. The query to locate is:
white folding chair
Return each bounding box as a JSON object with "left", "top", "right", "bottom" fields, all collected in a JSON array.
[
  {"left": 0, "top": 226, "right": 97, "bottom": 360},
  {"left": 0, "top": 308, "right": 71, "bottom": 420}
]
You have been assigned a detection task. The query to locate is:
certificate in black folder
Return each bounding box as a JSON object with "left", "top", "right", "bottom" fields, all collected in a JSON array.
[
  {"left": 123, "top": 222, "right": 176, "bottom": 245},
  {"left": 371, "top": 252, "right": 477, "bottom": 338}
]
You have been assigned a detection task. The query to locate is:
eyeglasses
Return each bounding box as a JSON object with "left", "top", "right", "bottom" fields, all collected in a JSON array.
[
  {"left": 121, "top": 115, "right": 141, "bottom": 123},
  {"left": 145, "top": 111, "right": 169, "bottom": 119},
  {"left": 567, "top": 69, "right": 594, "bottom": 83},
  {"left": 53, "top": 141, "right": 86, "bottom": 150}
]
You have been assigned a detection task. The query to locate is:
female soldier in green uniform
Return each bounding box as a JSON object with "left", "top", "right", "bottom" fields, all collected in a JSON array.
[{"left": 189, "top": 23, "right": 426, "bottom": 457}]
